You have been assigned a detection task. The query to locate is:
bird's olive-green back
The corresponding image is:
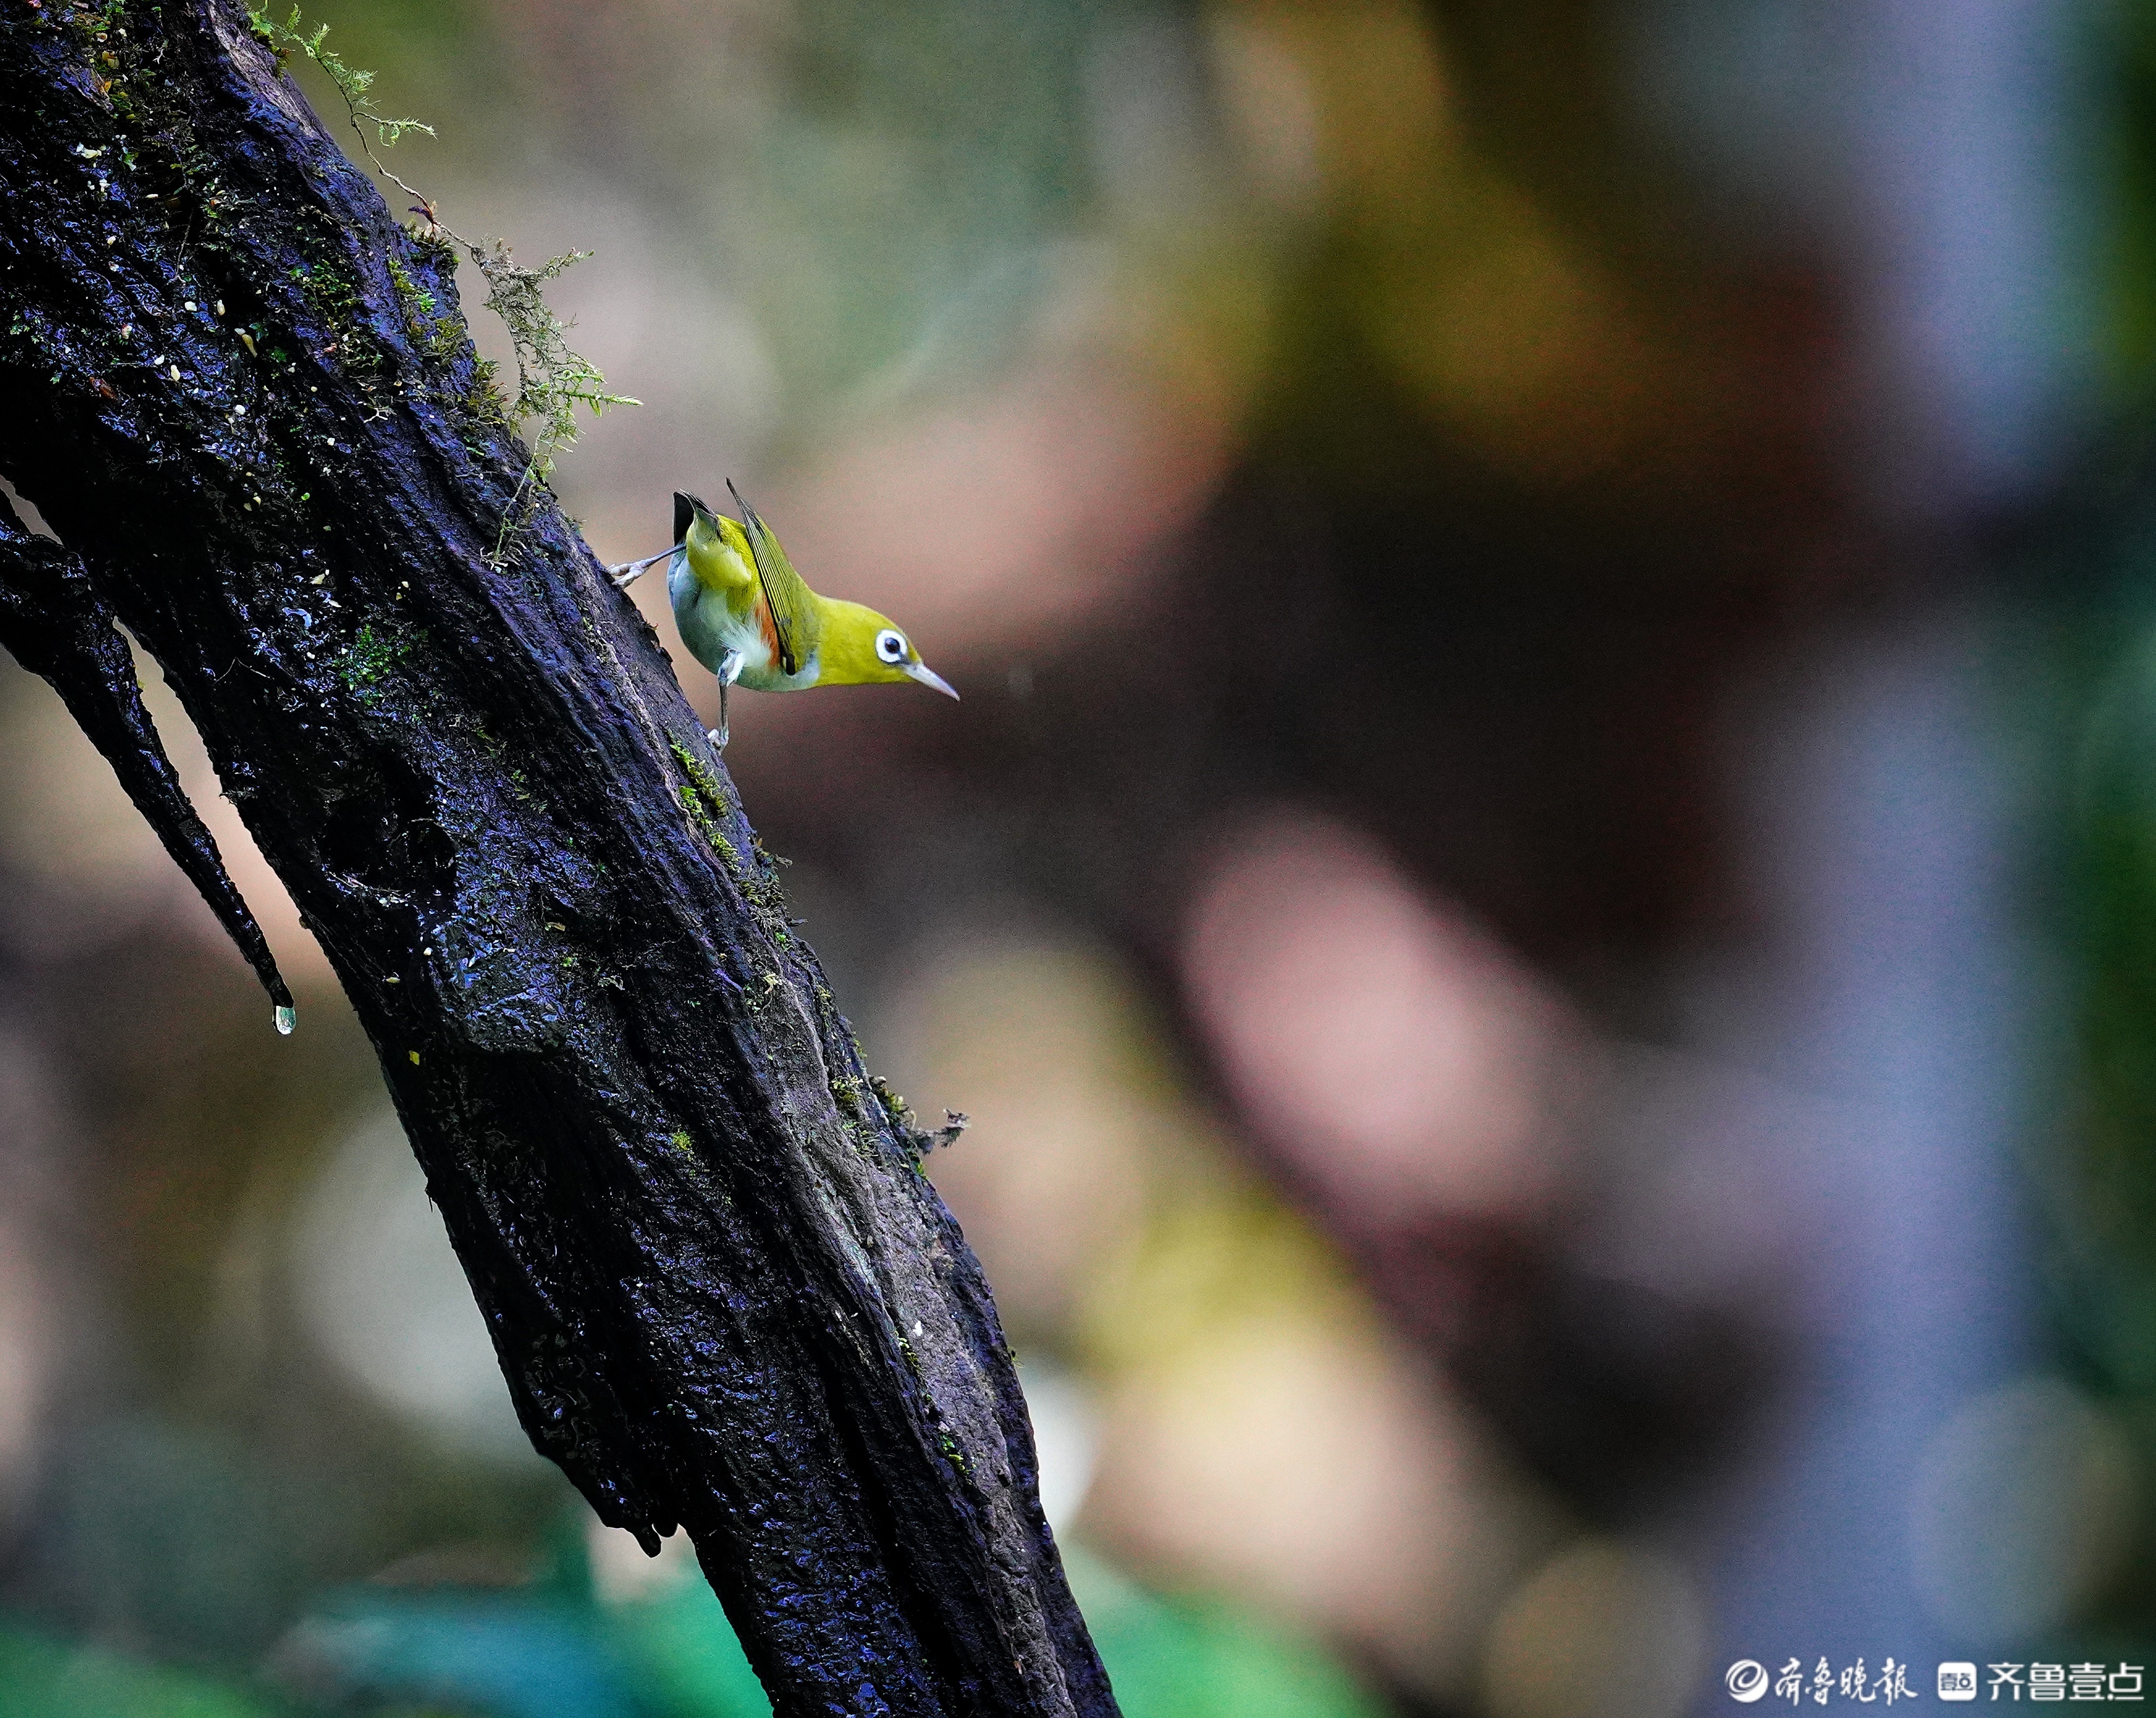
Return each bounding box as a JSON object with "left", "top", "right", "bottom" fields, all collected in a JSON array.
[{"left": 727, "top": 481, "right": 819, "bottom": 674}]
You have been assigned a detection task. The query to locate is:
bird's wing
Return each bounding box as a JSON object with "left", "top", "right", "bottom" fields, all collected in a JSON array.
[{"left": 728, "top": 480, "right": 818, "bottom": 675}]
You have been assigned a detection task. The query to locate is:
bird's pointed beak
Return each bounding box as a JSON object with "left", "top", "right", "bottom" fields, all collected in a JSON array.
[{"left": 905, "top": 661, "right": 960, "bottom": 700}]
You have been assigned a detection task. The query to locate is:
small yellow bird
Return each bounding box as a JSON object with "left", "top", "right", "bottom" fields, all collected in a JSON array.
[{"left": 612, "top": 483, "right": 956, "bottom": 749}]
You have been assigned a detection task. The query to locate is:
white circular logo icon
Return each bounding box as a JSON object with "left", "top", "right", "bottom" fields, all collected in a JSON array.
[{"left": 1727, "top": 1660, "right": 1769, "bottom": 1703}]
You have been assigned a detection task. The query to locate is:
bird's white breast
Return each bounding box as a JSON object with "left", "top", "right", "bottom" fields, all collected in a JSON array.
[{"left": 667, "top": 558, "right": 818, "bottom": 691}]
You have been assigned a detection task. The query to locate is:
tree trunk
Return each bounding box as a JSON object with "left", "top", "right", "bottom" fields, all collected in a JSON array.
[{"left": 0, "top": 5, "right": 1115, "bottom": 1714}]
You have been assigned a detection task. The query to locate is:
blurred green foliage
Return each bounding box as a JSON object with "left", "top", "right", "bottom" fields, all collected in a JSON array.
[
  {"left": 2051, "top": 9, "right": 2156, "bottom": 1651},
  {"left": 0, "top": 1523, "right": 1382, "bottom": 1718},
  {"left": 2063, "top": 589, "right": 2156, "bottom": 1648},
  {"left": 0, "top": 1619, "right": 274, "bottom": 1718},
  {"left": 2112, "top": 0, "right": 2156, "bottom": 386},
  {"left": 756, "top": 0, "right": 1111, "bottom": 414}
]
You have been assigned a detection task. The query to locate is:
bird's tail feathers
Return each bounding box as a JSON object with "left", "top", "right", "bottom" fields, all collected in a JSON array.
[{"left": 673, "top": 491, "right": 710, "bottom": 546}]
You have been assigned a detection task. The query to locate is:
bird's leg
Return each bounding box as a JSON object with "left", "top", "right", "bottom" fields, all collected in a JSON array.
[
  {"left": 708, "top": 648, "right": 745, "bottom": 752},
  {"left": 608, "top": 544, "right": 681, "bottom": 590}
]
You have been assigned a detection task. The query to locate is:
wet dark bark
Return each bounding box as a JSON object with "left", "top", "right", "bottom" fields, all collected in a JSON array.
[{"left": 0, "top": 5, "right": 1114, "bottom": 1714}]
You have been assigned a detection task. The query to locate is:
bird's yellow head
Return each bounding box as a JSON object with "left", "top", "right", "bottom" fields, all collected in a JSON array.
[{"left": 811, "top": 596, "right": 959, "bottom": 698}]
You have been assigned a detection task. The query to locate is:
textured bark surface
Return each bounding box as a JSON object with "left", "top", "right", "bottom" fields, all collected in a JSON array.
[{"left": 0, "top": 5, "right": 1115, "bottom": 1714}]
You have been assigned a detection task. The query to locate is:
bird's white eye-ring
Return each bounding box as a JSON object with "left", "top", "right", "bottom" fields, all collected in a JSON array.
[{"left": 875, "top": 628, "right": 908, "bottom": 664}]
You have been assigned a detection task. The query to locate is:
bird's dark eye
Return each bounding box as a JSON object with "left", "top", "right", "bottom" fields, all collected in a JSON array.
[{"left": 875, "top": 629, "right": 907, "bottom": 664}]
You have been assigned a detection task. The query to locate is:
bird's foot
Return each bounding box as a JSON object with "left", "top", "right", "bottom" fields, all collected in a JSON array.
[
  {"left": 709, "top": 667, "right": 737, "bottom": 754},
  {"left": 608, "top": 546, "right": 680, "bottom": 591}
]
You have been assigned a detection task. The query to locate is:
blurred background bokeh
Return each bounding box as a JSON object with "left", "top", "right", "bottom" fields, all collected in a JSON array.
[{"left": 6, "top": 1, "right": 2156, "bottom": 1713}]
